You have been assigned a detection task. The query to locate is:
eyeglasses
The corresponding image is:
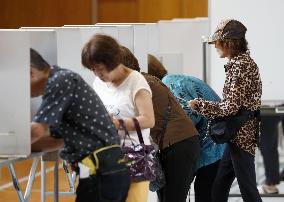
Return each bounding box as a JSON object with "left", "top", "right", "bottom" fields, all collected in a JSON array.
[{"left": 91, "top": 63, "right": 107, "bottom": 73}]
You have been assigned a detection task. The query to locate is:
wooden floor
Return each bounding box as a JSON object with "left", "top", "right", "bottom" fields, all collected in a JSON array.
[
  {"left": 2, "top": 159, "right": 284, "bottom": 202},
  {"left": 0, "top": 160, "right": 75, "bottom": 202}
]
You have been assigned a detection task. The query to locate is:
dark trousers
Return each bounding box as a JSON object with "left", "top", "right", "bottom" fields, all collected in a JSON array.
[
  {"left": 260, "top": 117, "right": 281, "bottom": 185},
  {"left": 76, "top": 170, "right": 130, "bottom": 202},
  {"left": 194, "top": 160, "right": 220, "bottom": 202},
  {"left": 212, "top": 143, "right": 262, "bottom": 202},
  {"left": 158, "top": 136, "right": 200, "bottom": 202}
]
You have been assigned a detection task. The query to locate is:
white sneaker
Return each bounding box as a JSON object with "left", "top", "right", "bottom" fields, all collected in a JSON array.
[{"left": 257, "top": 184, "right": 279, "bottom": 194}]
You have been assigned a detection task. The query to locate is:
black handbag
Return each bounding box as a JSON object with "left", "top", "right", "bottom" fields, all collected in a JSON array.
[{"left": 208, "top": 108, "right": 260, "bottom": 144}]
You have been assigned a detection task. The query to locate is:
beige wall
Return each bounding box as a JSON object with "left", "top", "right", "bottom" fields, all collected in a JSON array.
[
  {"left": 97, "top": 0, "right": 208, "bottom": 23},
  {"left": 0, "top": 0, "right": 93, "bottom": 28},
  {"left": 0, "top": 0, "right": 207, "bottom": 28}
]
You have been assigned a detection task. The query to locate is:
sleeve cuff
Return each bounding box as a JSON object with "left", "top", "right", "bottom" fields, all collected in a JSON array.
[{"left": 194, "top": 98, "right": 204, "bottom": 113}]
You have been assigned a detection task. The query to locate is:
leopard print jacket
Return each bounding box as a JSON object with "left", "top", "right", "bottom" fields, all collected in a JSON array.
[{"left": 194, "top": 51, "right": 262, "bottom": 155}]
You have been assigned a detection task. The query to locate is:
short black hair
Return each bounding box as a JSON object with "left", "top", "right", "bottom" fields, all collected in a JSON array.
[{"left": 30, "top": 48, "right": 50, "bottom": 70}]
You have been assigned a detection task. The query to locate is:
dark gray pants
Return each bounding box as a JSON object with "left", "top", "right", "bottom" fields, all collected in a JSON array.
[
  {"left": 194, "top": 160, "right": 220, "bottom": 202},
  {"left": 212, "top": 143, "right": 262, "bottom": 202},
  {"left": 158, "top": 135, "right": 200, "bottom": 202},
  {"left": 76, "top": 170, "right": 130, "bottom": 202},
  {"left": 260, "top": 116, "right": 281, "bottom": 185}
]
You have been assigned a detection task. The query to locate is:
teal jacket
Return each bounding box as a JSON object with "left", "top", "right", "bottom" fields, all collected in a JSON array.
[{"left": 162, "top": 74, "right": 225, "bottom": 170}]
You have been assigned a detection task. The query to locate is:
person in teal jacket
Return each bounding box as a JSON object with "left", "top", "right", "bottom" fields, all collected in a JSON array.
[{"left": 148, "top": 54, "right": 225, "bottom": 202}]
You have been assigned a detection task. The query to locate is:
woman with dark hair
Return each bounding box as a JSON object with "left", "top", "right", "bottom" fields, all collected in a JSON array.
[
  {"left": 82, "top": 34, "right": 155, "bottom": 202},
  {"left": 188, "top": 19, "right": 262, "bottom": 202},
  {"left": 146, "top": 53, "right": 225, "bottom": 202},
  {"left": 147, "top": 54, "right": 168, "bottom": 80},
  {"left": 120, "top": 46, "right": 200, "bottom": 202}
]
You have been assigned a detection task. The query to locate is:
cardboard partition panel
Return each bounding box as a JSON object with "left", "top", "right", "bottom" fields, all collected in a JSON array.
[{"left": 0, "top": 30, "right": 30, "bottom": 157}]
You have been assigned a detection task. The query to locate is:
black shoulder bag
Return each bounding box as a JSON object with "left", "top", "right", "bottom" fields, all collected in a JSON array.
[{"left": 208, "top": 108, "right": 260, "bottom": 144}]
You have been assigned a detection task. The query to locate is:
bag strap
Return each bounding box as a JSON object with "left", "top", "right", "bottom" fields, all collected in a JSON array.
[
  {"left": 118, "top": 119, "right": 135, "bottom": 147},
  {"left": 132, "top": 118, "right": 145, "bottom": 144},
  {"left": 254, "top": 110, "right": 261, "bottom": 147},
  {"left": 158, "top": 97, "right": 172, "bottom": 149}
]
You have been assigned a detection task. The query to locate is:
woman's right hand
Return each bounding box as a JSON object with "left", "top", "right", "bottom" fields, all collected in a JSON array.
[
  {"left": 112, "top": 117, "right": 120, "bottom": 130},
  {"left": 188, "top": 100, "right": 198, "bottom": 110}
]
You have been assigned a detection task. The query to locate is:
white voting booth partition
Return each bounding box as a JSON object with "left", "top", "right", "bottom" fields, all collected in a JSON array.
[
  {"left": 26, "top": 26, "right": 135, "bottom": 86},
  {"left": 17, "top": 28, "right": 58, "bottom": 140},
  {"left": 21, "top": 27, "right": 98, "bottom": 86},
  {"left": 94, "top": 23, "right": 160, "bottom": 72},
  {"left": 64, "top": 25, "right": 135, "bottom": 52},
  {"left": 20, "top": 25, "right": 137, "bottom": 91},
  {"left": 3, "top": 19, "right": 210, "bottom": 201},
  {"left": 0, "top": 30, "right": 30, "bottom": 157},
  {"left": 94, "top": 20, "right": 209, "bottom": 79},
  {"left": 129, "top": 23, "right": 159, "bottom": 72},
  {"left": 55, "top": 27, "right": 95, "bottom": 86},
  {"left": 66, "top": 24, "right": 152, "bottom": 72},
  {"left": 27, "top": 30, "right": 58, "bottom": 119},
  {"left": 158, "top": 18, "right": 209, "bottom": 79},
  {"left": 131, "top": 24, "right": 149, "bottom": 72},
  {"left": 0, "top": 30, "right": 63, "bottom": 202},
  {"left": 96, "top": 25, "right": 134, "bottom": 53},
  {"left": 56, "top": 25, "right": 135, "bottom": 84},
  {"left": 208, "top": 0, "right": 284, "bottom": 100}
]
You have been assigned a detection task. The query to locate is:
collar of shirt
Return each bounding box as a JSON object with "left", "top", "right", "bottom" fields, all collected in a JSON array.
[
  {"left": 224, "top": 50, "right": 250, "bottom": 72},
  {"left": 46, "top": 65, "right": 58, "bottom": 85},
  {"left": 48, "top": 65, "right": 60, "bottom": 79}
]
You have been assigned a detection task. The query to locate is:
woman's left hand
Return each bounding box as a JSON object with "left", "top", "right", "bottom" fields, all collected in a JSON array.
[{"left": 188, "top": 100, "right": 198, "bottom": 110}]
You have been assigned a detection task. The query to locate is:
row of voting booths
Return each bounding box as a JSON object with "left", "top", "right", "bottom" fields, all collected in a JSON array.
[
  {"left": 0, "top": 19, "right": 209, "bottom": 202},
  {"left": 0, "top": 18, "right": 209, "bottom": 158}
]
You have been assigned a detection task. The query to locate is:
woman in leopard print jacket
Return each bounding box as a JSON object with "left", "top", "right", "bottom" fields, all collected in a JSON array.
[{"left": 189, "top": 19, "right": 262, "bottom": 202}]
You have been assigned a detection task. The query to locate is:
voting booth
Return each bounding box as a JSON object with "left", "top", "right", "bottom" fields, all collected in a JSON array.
[
  {"left": 0, "top": 21, "right": 210, "bottom": 157},
  {"left": 95, "top": 23, "right": 151, "bottom": 72},
  {"left": 27, "top": 30, "right": 58, "bottom": 119},
  {"left": 0, "top": 30, "right": 62, "bottom": 201},
  {"left": 0, "top": 30, "right": 30, "bottom": 157},
  {"left": 158, "top": 18, "right": 209, "bottom": 78}
]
